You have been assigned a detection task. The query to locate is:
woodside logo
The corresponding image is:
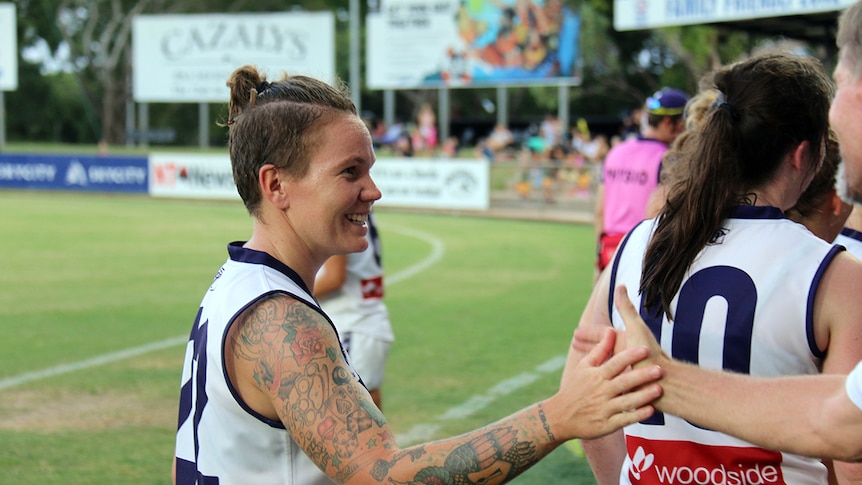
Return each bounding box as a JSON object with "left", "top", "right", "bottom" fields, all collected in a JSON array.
[{"left": 625, "top": 437, "right": 786, "bottom": 485}]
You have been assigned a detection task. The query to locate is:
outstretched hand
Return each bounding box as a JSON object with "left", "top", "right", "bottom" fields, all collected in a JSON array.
[{"left": 551, "top": 324, "right": 662, "bottom": 441}]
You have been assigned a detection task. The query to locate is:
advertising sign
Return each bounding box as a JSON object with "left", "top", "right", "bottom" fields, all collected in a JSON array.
[
  {"left": 132, "top": 12, "right": 335, "bottom": 102},
  {"left": 148, "top": 153, "right": 489, "bottom": 210},
  {"left": 0, "top": 154, "right": 148, "bottom": 192},
  {"left": 149, "top": 153, "right": 239, "bottom": 199},
  {"left": 0, "top": 3, "right": 17, "bottom": 91},
  {"left": 614, "top": 0, "right": 853, "bottom": 31},
  {"left": 371, "top": 158, "right": 490, "bottom": 210},
  {"left": 366, "top": 0, "right": 582, "bottom": 89}
]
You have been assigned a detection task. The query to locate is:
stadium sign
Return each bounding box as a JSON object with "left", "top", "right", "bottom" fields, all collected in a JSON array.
[
  {"left": 149, "top": 153, "right": 239, "bottom": 199},
  {"left": 132, "top": 12, "right": 334, "bottom": 102},
  {"left": 371, "top": 158, "right": 490, "bottom": 210},
  {"left": 366, "top": 0, "right": 583, "bottom": 88},
  {"left": 0, "top": 154, "right": 148, "bottom": 193},
  {"left": 0, "top": 3, "right": 16, "bottom": 91},
  {"left": 614, "top": 0, "right": 854, "bottom": 31}
]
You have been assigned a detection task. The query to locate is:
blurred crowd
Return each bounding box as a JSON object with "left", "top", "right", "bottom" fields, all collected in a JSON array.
[{"left": 365, "top": 104, "right": 652, "bottom": 204}]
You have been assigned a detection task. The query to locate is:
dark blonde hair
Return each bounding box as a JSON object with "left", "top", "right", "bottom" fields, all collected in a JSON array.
[
  {"left": 224, "top": 65, "right": 356, "bottom": 215},
  {"left": 837, "top": 0, "right": 862, "bottom": 80},
  {"left": 659, "top": 89, "right": 721, "bottom": 184},
  {"left": 641, "top": 53, "right": 833, "bottom": 319}
]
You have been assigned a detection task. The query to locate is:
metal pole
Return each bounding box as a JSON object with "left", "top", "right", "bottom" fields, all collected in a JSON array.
[
  {"left": 0, "top": 91, "right": 5, "bottom": 149},
  {"left": 138, "top": 102, "right": 149, "bottom": 149},
  {"left": 438, "top": 87, "right": 449, "bottom": 148},
  {"left": 558, "top": 85, "right": 569, "bottom": 139},
  {"left": 496, "top": 86, "right": 507, "bottom": 127},
  {"left": 125, "top": 96, "right": 135, "bottom": 148},
  {"left": 349, "top": 0, "right": 361, "bottom": 113},
  {"left": 384, "top": 89, "right": 395, "bottom": 127},
  {"left": 199, "top": 102, "right": 209, "bottom": 149}
]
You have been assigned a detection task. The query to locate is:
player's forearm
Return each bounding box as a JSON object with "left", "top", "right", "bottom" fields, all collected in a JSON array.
[
  {"left": 379, "top": 404, "right": 560, "bottom": 485},
  {"left": 657, "top": 359, "right": 851, "bottom": 459},
  {"left": 581, "top": 430, "right": 626, "bottom": 485}
]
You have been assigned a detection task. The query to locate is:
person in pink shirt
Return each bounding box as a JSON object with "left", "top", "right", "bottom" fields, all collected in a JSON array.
[{"left": 594, "top": 88, "right": 689, "bottom": 273}]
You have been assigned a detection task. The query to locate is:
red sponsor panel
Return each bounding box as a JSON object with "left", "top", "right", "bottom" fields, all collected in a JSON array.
[
  {"left": 625, "top": 436, "right": 785, "bottom": 485},
  {"left": 359, "top": 276, "right": 384, "bottom": 300},
  {"left": 154, "top": 162, "right": 177, "bottom": 187}
]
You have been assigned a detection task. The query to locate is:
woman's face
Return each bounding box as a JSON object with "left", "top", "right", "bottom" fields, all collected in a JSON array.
[{"left": 286, "top": 114, "right": 381, "bottom": 261}]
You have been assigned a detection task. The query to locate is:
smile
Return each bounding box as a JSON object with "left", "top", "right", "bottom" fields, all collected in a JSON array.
[{"left": 346, "top": 214, "right": 368, "bottom": 226}]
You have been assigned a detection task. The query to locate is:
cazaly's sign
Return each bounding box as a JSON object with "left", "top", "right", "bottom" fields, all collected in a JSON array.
[
  {"left": 0, "top": 3, "right": 17, "bottom": 91},
  {"left": 132, "top": 12, "right": 334, "bottom": 102}
]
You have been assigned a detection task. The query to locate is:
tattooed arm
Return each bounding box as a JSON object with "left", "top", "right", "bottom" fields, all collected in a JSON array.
[{"left": 225, "top": 292, "right": 662, "bottom": 485}]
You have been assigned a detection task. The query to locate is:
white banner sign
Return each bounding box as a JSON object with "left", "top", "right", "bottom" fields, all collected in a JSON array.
[
  {"left": 614, "top": 0, "right": 853, "bottom": 31},
  {"left": 148, "top": 154, "right": 490, "bottom": 210},
  {"left": 372, "top": 158, "right": 490, "bottom": 210},
  {"left": 0, "top": 3, "right": 17, "bottom": 91},
  {"left": 132, "top": 12, "right": 334, "bottom": 102},
  {"left": 149, "top": 153, "right": 239, "bottom": 199}
]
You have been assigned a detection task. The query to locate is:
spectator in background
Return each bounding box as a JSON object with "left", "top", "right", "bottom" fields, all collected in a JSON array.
[
  {"left": 440, "top": 135, "right": 461, "bottom": 158},
  {"left": 540, "top": 113, "right": 561, "bottom": 148},
  {"left": 174, "top": 64, "right": 663, "bottom": 485},
  {"left": 315, "top": 213, "right": 393, "bottom": 410},
  {"left": 392, "top": 131, "right": 415, "bottom": 158},
  {"left": 412, "top": 103, "right": 438, "bottom": 157},
  {"left": 481, "top": 123, "right": 516, "bottom": 161},
  {"left": 645, "top": 89, "right": 720, "bottom": 218},
  {"left": 619, "top": 107, "right": 644, "bottom": 140},
  {"left": 594, "top": 87, "right": 689, "bottom": 274}
]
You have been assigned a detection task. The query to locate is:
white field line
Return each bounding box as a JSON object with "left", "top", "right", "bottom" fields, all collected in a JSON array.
[
  {"left": 0, "top": 336, "right": 189, "bottom": 391},
  {"left": 0, "top": 224, "right": 445, "bottom": 392},
  {"left": 396, "top": 355, "right": 567, "bottom": 445}
]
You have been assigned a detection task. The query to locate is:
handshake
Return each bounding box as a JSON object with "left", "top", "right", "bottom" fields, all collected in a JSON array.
[{"left": 570, "top": 285, "right": 862, "bottom": 463}]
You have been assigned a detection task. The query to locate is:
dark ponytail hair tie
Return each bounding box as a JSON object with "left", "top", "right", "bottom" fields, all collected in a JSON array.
[{"left": 711, "top": 92, "right": 738, "bottom": 119}]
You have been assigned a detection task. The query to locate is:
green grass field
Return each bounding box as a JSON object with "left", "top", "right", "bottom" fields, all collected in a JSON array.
[{"left": 0, "top": 190, "right": 600, "bottom": 484}]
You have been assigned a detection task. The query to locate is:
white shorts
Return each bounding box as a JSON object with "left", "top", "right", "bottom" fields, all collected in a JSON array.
[{"left": 341, "top": 332, "right": 390, "bottom": 390}]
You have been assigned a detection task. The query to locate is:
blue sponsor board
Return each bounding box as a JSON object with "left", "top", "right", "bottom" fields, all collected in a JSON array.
[{"left": 0, "top": 154, "right": 148, "bottom": 193}]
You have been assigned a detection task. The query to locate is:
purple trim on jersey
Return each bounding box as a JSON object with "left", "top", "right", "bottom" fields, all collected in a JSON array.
[
  {"left": 840, "top": 226, "right": 862, "bottom": 243},
  {"left": 218, "top": 287, "right": 366, "bottom": 428},
  {"left": 221, "top": 290, "right": 291, "bottom": 429},
  {"left": 806, "top": 244, "right": 844, "bottom": 359},
  {"left": 728, "top": 205, "right": 785, "bottom": 220},
  {"left": 607, "top": 220, "right": 648, "bottom": 320},
  {"left": 228, "top": 241, "right": 312, "bottom": 296}
]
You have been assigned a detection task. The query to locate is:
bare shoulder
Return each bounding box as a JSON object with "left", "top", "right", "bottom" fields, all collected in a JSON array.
[
  {"left": 821, "top": 250, "right": 862, "bottom": 298},
  {"left": 582, "top": 268, "right": 614, "bottom": 329}
]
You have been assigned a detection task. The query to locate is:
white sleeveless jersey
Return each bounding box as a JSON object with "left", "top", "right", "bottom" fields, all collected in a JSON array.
[
  {"left": 318, "top": 214, "right": 394, "bottom": 341},
  {"left": 175, "top": 242, "right": 360, "bottom": 485},
  {"left": 835, "top": 227, "right": 862, "bottom": 260},
  {"left": 848, "top": 361, "right": 862, "bottom": 411},
  {"left": 608, "top": 206, "right": 842, "bottom": 485}
]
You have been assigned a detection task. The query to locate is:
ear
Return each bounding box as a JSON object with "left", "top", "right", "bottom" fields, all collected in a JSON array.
[
  {"left": 828, "top": 189, "right": 849, "bottom": 216},
  {"left": 789, "top": 141, "right": 811, "bottom": 171},
  {"left": 259, "top": 164, "right": 290, "bottom": 210}
]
